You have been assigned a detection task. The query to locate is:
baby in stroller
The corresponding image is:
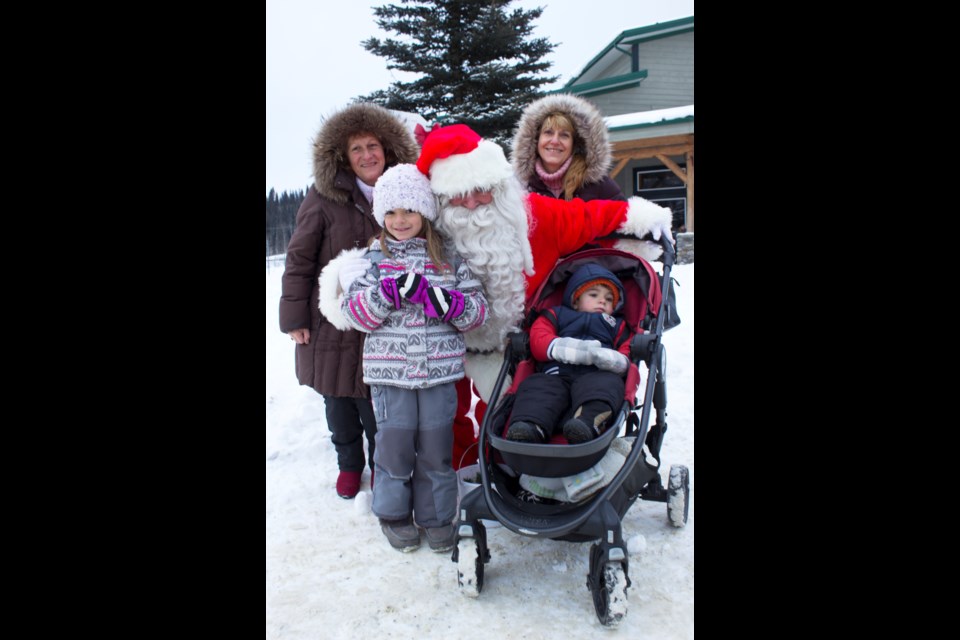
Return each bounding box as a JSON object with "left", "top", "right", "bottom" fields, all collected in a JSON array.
[
  {"left": 505, "top": 264, "right": 634, "bottom": 445},
  {"left": 453, "top": 242, "right": 689, "bottom": 628}
]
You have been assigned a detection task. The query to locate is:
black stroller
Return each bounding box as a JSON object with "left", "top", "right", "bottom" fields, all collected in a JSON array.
[{"left": 452, "top": 234, "right": 689, "bottom": 627}]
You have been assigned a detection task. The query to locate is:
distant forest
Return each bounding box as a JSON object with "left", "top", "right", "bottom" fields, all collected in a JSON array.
[{"left": 266, "top": 187, "right": 307, "bottom": 256}]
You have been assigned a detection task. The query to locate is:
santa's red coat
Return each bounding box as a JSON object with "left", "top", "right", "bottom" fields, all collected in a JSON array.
[{"left": 522, "top": 193, "right": 635, "bottom": 296}]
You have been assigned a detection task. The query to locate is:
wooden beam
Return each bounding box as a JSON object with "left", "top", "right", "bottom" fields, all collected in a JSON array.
[
  {"left": 611, "top": 133, "right": 694, "bottom": 153},
  {"left": 609, "top": 156, "right": 630, "bottom": 179},
  {"left": 686, "top": 151, "right": 694, "bottom": 232},
  {"left": 655, "top": 153, "right": 687, "bottom": 185},
  {"left": 612, "top": 144, "right": 693, "bottom": 161}
]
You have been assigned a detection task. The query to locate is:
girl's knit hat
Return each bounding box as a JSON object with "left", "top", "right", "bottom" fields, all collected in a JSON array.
[{"left": 372, "top": 163, "right": 437, "bottom": 225}]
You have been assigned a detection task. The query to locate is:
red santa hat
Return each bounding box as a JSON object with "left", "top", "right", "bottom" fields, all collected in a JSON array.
[{"left": 415, "top": 123, "right": 515, "bottom": 197}]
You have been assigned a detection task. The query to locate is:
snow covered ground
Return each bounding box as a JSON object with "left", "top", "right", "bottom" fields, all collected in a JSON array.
[{"left": 266, "top": 256, "right": 694, "bottom": 639}]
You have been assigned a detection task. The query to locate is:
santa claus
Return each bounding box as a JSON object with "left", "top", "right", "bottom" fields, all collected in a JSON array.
[{"left": 320, "top": 123, "right": 672, "bottom": 469}]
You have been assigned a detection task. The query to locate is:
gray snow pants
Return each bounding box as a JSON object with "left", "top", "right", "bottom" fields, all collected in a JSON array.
[{"left": 370, "top": 383, "right": 457, "bottom": 528}]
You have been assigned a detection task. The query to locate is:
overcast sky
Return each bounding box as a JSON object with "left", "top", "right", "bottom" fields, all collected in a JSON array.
[{"left": 266, "top": 0, "right": 695, "bottom": 195}]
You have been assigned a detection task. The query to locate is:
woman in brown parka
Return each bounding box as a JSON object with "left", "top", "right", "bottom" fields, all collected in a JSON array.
[{"left": 279, "top": 103, "right": 419, "bottom": 499}]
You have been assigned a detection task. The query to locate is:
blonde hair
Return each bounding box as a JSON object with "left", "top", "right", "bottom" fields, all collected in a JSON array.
[
  {"left": 540, "top": 113, "right": 587, "bottom": 200},
  {"left": 377, "top": 211, "right": 449, "bottom": 273}
]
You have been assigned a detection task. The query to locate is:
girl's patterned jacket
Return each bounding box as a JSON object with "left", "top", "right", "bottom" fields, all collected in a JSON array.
[{"left": 340, "top": 237, "right": 487, "bottom": 389}]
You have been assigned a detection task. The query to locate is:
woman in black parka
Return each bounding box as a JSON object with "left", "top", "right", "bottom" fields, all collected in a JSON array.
[{"left": 511, "top": 93, "right": 626, "bottom": 202}]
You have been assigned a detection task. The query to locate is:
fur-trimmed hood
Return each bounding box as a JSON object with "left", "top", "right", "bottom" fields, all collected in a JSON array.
[
  {"left": 311, "top": 104, "right": 420, "bottom": 205},
  {"left": 510, "top": 94, "right": 613, "bottom": 187}
]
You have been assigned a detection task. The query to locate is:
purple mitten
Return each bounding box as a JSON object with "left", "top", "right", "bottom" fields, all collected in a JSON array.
[
  {"left": 423, "top": 287, "right": 465, "bottom": 320},
  {"left": 380, "top": 277, "right": 403, "bottom": 309},
  {"left": 395, "top": 273, "right": 429, "bottom": 303}
]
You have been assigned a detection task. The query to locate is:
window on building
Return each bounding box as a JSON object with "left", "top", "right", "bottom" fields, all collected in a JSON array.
[{"left": 634, "top": 166, "right": 687, "bottom": 232}]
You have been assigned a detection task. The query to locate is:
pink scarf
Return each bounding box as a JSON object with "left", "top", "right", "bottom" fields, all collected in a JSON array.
[{"left": 535, "top": 156, "right": 572, "bottom": 198}]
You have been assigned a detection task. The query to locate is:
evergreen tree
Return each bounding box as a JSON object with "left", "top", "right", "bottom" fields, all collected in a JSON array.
[
  {"left": 265, "top": 187, "right": 307, "bottom": 256},
  {"left": 357, "top": 0, "right": 557, "bottom": 143},
  {"left": 266, "top": 188, "right": 278, "bottom": 256}
]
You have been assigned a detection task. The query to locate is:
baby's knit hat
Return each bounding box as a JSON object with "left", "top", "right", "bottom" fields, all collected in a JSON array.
[
  {"left": 372, "top": 163, "right": 438, "bottom": 225},
  {"left": 564, "top": 263, "right": 625, "bottom": 312}
]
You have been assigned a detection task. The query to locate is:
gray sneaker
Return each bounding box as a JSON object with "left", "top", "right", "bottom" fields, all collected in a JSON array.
[
  {"left": 379, "top": 518, "right": 421, "bottom": 552},
  {"left": 423, "top": 524, "right": 456, "bottom": 552}
]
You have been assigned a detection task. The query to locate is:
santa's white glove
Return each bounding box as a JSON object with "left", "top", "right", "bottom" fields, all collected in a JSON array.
[
  {"left": 548, "top": 337, "right": 600, "bottom": 366},
  {"left": 338, "top": 256, "right": 372, "bottom": 293},
  {"left": 591, "top": 347, "right": 629, "bottom": 375},
  {"left": 651, "top": 219, "right": 674, "bottom": 244}
]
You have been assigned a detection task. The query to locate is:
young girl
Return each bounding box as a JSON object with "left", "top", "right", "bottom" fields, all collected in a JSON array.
[{"left": 339, "top": 164, "right": 488, "bottom": 553}]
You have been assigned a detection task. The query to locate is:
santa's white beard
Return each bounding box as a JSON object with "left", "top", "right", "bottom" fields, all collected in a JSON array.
[{"left": 437, "top": 188, "right": 533, "bottom": 352}]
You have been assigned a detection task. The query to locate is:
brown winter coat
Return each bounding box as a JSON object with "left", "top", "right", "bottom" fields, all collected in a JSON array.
[
  {"left": 511, "top": 93, "right": 626, "bottom": 202},
  {"left": 278, "top": 104, "right": 419, "bottom": 398}
]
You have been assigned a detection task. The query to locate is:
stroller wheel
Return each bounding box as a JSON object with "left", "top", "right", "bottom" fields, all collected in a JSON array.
[
  {"left": 456, "top": 537, "right": 484, "bottom": 597},
  {"left": 667, "top": 464, "right": 690, "bottom": 528},
  {"left": 588, "top": 544, "right": 629, "bottom": 627},
  {"left": 591, "top": 562, "right": 628, "bottom": 627}
]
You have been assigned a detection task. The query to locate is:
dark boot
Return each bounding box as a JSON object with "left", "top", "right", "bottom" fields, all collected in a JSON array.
[
  {"left": 379, "top": 518, "right": 421, "bottom": 552},
  {"left": 423, "top": 524, "right": 457, "bottom": 552},
  {"left": 505, "top": 421, "right": 546, "bottom": 443},
  {"left": 562, "top": 401, "right": 612, "bottom": 444}
]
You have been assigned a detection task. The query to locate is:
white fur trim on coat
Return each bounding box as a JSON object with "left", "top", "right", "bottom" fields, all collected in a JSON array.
[
  {"left": 464, "top": 350, "right": 508, "bottom": 405},
  {"left": 613, "top": 238, "right": 664, "bottom": 262},
  {"left": 318, "top": 247, "right": 369, "bottom": 331},
  {"left": 428, "top": 140, "right": 515, "bottom": 197},
  {"left": 615, "top": 196, "right": 673, "bottom": 260}
]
